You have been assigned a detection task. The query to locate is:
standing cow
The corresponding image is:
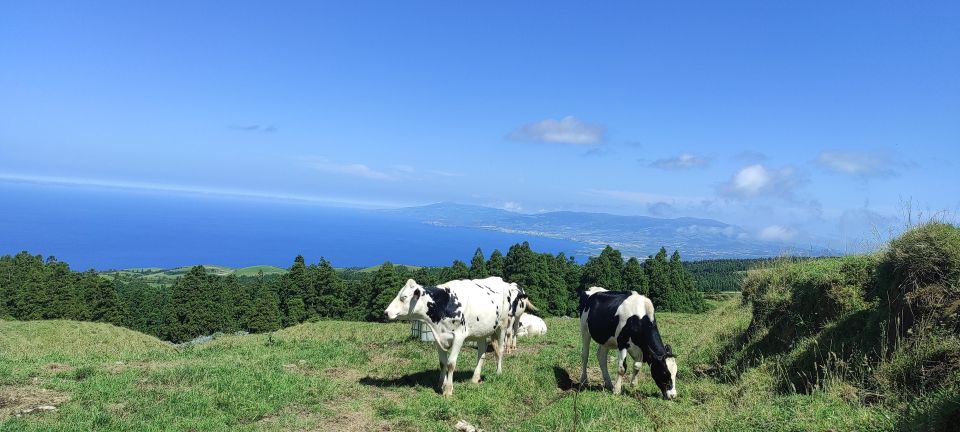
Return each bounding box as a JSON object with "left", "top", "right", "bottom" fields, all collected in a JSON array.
[
  {"left": 578, "top": 287, "right": 678, "bottom": 399},
  {"left": 384, "top": 277, "right": 511, "bottom": 397},
  {"left": 504, "top": 283, "right": 538, "bottom": 352}
]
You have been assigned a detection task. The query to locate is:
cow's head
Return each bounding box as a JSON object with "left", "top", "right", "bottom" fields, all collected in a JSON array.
[
  {"left": 384, "top": 279, "right": 428, "bottom": 321},
  {"left": 648, "top": 344, "right": 678, "bottom": 400}
]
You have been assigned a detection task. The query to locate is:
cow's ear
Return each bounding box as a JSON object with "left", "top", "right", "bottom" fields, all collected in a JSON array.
[{"left": 665, "top": 344, "right": 674, "bottom": 357}]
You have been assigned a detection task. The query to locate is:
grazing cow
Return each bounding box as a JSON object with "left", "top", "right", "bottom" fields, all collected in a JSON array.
[
  {"left": 516, "top": 314, "right": 547, "bottom": 337},
  {"left": 578, "top": 287, "right": 678, "bottom": 399},
  {"left": 384, "top": 277, "right": 511, "bottom": 397},
  {"left": 505, "top": 283, "right": 538, "bottom": 352}
]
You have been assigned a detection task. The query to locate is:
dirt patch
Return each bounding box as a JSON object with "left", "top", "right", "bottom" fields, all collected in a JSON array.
[
  {"left": 282, "top": 360, "right": 322, "bottom": 376},
  {"left": 105, "top": 360, "right": 189, "bottom": 373},
  {"left": 257, "top": 402, "right": 392, "bottom": 432},
  {"left": 0, "top": 385, "right": 70, "bottom": 417},
  {"left": 323, "top": 367, "right": 365, "bottom": 381},
  {"left": 43, "top": 363, "right": 73, "bottom": 374}
]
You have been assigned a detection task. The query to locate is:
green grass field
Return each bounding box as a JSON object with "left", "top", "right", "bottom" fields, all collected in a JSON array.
[
  {"left": 101, "top": 265, "right": 288, "bottom": 286},
  {"left": 0, "top": 296, "right": 895, "bottom": 431}
]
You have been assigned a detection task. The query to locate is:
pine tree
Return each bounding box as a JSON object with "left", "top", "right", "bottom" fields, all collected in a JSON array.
[
  {"left": 580, "top": 246, "right": 624, "bottom": 291},
  {"left": 280, "top": 256, "right": 308, "bottom": 326},
  {"left": 248, "top": 271, "right": 282, "bottom": 333},
  {"left": 444, "top": 260, "right": 470, "bottom": 281},
  {"left": 622, "top": 257, "right": 650, "bottom": 296},
  {"left": 486, "top": 249, "right": 505, "bottom": 277},
  {"left": 80, "top": 272, "right": 122, "bottom": 325},
  {"left": 221, "top": 274, "right": 251, "bottom": 332},
  {"left": 646, "top": 247, "right": 671, "bottom": 309},
  {"left": 369, "top": 262, "right": 402, "bottom": 321},
  {"left": 167, "top": 266, "right": 221, "bottom": 342},
  {"left": 413, "top": 267, "right": 434, "bottom": 286},
  {"left": 313, "top": 257, "right": 345, "bottom": 318},
  {"left": 469, "top": 248, "right": 489, "bottom": 279},
  {"left": 667, "top": 250, "right": 707, "bottom": 312}
]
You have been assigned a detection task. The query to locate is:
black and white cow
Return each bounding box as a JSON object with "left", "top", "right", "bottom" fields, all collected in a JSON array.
[
  {"left": 578, "top": 287, "right": 678, "bottom": 399},
  {"left": 505, "top": 283, "right": 538, "bottom": 352},
  {"left": 384, "top": 277, "right": 511, "bottom": 397}
]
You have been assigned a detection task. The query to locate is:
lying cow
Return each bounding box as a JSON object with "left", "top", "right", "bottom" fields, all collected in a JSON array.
[
  {"left": 516, "top": 314, "right": 547, "bottom": 337},
  {"left": 578, "top": 286, "right": 677, "bottom": 399},
  {"left": 505, "top": 283, "right": 538, "bottom": 352},
  {"left": 384, "top": 277, "right": 511, "bottom": 397}
]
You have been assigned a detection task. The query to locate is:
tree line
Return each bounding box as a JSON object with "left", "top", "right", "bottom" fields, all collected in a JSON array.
[{"left": 0, "top": 243, "right": 707, "bottom": 342}]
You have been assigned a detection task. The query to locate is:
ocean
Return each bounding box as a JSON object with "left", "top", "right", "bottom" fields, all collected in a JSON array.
[{"left": 0, "top": 183, "right": 585, "bottom": 270}]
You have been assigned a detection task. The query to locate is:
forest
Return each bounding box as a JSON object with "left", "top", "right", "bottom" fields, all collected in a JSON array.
[{"left": 0, "top": 243, "right": 714, "bottom": 343}]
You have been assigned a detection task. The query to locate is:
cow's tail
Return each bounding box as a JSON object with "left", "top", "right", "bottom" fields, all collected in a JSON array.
[{"left": 523, "top": 297, "right": 539, "bottom": 313}]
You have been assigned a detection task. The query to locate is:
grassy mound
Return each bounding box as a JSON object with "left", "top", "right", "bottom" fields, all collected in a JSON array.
[
  {"left": 0, "top": 320, "right": 171, "bottom": 371},
  {"left": 732, "top": 222, "right": 960, "bottom": 430}
]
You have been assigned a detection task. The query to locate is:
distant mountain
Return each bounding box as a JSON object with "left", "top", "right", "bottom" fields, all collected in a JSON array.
[{"left": 385, "top": 202, "right": 830, "bottom": 260}]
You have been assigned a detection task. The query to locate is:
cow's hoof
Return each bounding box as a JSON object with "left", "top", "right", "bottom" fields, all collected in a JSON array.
[{"left": 471, "top": 377, "right": 482, "bottom": 384}]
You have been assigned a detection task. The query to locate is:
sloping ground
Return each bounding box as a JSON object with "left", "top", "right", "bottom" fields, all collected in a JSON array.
[
  {"left": 734, "top": 222, "right": 960, "bottom": 431},
  {"left": 0, "top": 320, "right": 171, "bottom": 363},
  {"left": 0, "top": 297, "right": 896, "bottom": 432}
]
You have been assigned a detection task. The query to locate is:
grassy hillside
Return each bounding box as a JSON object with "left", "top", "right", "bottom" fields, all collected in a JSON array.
[
  {"left": 732, "top": 222, "right": 960, "bottom": 431},
  {"left": 101, "top": 264, "right": 287, "bottom": 285},
  {"left": 0, "top": 296, "right": 894, "bottom": 431}
]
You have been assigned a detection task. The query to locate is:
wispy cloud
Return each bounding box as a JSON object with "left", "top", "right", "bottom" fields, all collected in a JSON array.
[
  {"left": 646, "top": 202, "right": 674, "bottom": 216},
  {"left": 586, "top": 188, "right": 705, "bottom": 205},
  {"left": 309, "top": 161, "right": 395, "bottom": 181},
  {"left": 758, "top": 225, "right": 797, "bottom": 242},
  {"left": 0, "top": 174, "right": 401, "bottom": 208},
  {"left": 816, "top": 150, "right": 910, "bottom": 179},
  {"left": 229, "top": 124, "right": 278, "bottom": 133},
  {"left": 427, "top": 170, "right": 463, "bottom": 177},
  {"left": 650, "top": 153, "right": 710, "bottom": 170},
  {"left": 507, "top": 116, "right": 605, "bottom": 145},
  {"left": 717, "top": 164, "right": 804, "bottom": 199},
  {"left": 582, "top": 147, "right": 613, "bottom": 158}
]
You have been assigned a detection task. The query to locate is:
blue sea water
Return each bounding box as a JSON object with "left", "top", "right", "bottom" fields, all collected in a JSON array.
[{"left": 0, "top": 183, "right": 585, "bottom": 270}]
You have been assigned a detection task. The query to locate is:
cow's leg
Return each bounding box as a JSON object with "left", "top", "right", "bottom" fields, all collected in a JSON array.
[
  {"left": 628, "top": 347, "right": 643, "bottom": 386},
  {"left": 579, "top": 327, "right": 591, "bottom": 385},
  {"left": 472, "top": 339, "right": 488, "bottom": 384},
  {"left": 437, "top": 348, "right": 449, "bottom": 391},
  {"left": 613, "top": 348, "right": 628, "bottom": 395},
  {"left": 443, "top": 337, "right": 464, "bottom": 397},
  {"left": 494, "top": 328, "right": 506, "bottom": 374},
  {"left": 597, "top": 345, "right": 612, "bottom": 391}
]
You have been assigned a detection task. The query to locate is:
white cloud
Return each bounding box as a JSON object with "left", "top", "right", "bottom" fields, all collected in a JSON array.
[
  {"left": 500, "top": 201, "right": 523, "bottom": 212},
  {"left": 650, "top": 153, "right": 710, "bottom": 170},
  {"left": 508, "top": 116, "right": 605, "bottom": 145},
  {"left": 816, "top": 150, "right": 908, "bottom": 179},
  {"left": 758, "top": 225, "right": 797, "bottom": 242},
  {"left": 718, "top": 164, "right": 803, "bottom": 199}
]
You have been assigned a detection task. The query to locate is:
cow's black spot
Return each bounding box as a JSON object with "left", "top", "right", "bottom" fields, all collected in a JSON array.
[
  {"left": 423, "top": 286, "right": 463, "bottom": 324},
  {"left": 476, "top": 317, "right": 480, "bottom": 322},
  {"left": 581, "top": 290, "right": 631, "bottom": 345},
  {"left": 510, "top": 291, "right": 528, "bottom": 317}
]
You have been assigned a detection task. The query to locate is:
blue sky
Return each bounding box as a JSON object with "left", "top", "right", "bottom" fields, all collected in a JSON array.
[{"left": 2, "top": 1, "right": 958, "bottom": 250}]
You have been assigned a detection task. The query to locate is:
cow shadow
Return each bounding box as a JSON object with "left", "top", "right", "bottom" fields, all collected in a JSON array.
[
  {"left": 553, "top": 366, "right": 663, "bottom": 398},
  {"left": 552, "top": 366, "right": 605, "bottom": 392},
  {"left": 359, "top": 370, "right": 476, "bottom": 393}
]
